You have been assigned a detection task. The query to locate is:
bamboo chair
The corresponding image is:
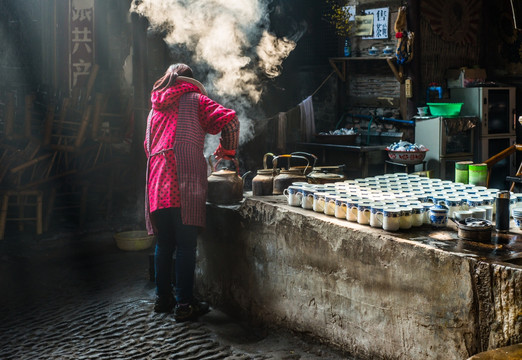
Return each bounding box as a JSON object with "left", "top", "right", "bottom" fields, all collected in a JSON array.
[
  {"left": 0, "top": 140, "right": 51, "bottom": 240},
  {"left": 43, "top": 97, "right": 92, "bottom": 153}
]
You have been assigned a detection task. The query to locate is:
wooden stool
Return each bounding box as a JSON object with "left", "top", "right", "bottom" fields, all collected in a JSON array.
[{"left": 0, "top": 190, "right": 43, "bottom": 240}]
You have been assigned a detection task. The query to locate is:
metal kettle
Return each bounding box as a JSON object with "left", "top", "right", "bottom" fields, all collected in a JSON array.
[
  {"left": 207, "top": 156, "right": 245, "bottom": 205},
  {"left": 272, "top": 154, "right": 309, "bottom": 195},
  {"left": 252, "top": 153, "right": 279, "bottom": 196}
]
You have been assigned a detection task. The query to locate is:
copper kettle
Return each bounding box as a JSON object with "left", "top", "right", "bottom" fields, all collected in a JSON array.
[
  {"left": 272, "top": 154, "right": 309, "bottom": 195},
  {"left": 207, "top": 156, "right": 245, "bottom": 205},
  {"left": 252, "top": 153, "right": 279, "bottom": 196}
]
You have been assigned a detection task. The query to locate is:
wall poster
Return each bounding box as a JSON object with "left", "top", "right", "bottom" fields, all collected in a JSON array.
[{"left": 363, "top": 7, "right": 389, "bottom": 39}]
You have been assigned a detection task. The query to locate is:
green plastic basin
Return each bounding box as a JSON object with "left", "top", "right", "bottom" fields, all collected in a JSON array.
[{"left": 427, "top": 102, "right": 463, "bottom": 117}]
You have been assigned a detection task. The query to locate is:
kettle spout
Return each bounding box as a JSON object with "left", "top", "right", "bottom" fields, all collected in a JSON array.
[{"left": 241, "top": 170, "right": 252, "bottom": 179}]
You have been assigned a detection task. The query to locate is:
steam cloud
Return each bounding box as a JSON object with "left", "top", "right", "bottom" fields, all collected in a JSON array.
[{"left": 131, "top": 0, "right": 299, "bottom": 151}]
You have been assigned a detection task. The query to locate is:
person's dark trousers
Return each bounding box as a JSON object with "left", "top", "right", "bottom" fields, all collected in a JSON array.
[{"left": 152, "top": 207, "right": 198, "bottom": 304}]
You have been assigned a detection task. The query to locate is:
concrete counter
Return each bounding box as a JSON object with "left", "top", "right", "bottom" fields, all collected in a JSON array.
[{"left": 196, "top": 195, "right": 522, "bottom": 360}]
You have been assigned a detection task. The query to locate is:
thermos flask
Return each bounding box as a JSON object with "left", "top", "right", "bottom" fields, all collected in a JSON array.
[{"left": 495, "top": 190, "right": 510, "bottom": 233}]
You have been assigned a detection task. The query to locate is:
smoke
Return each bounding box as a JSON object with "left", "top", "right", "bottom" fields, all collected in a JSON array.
[{"left": 130, "top": 0, "right": 299, "bottom": 150}]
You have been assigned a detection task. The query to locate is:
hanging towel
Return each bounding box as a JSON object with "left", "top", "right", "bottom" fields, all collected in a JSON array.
[
  {"left": 277, "top": 112, "right": 287, "bottom": 153},
  {"left": 299, "top": 96, "right": 315, "bottom": 142},
  {"left": 285, "top": 105, "right": 301, "bottom": 144}
]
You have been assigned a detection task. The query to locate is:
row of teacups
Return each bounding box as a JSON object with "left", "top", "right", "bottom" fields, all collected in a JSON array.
[
  {"left": 290, "top": 174, "right": 522, "bottom": 217},
  {"left": 283, "top": 175, "right": 520, "bottom": 230},
  {"left": 286, "top": 182, "right": 500, "bottom": 217},
  {"left": 284, "top": 183, "right": 444, "bottom": 231}
]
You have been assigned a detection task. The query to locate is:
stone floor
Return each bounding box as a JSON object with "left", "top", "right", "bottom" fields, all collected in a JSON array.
[{"left": 0, "top": 228, "right": 353, "bottom": 360}]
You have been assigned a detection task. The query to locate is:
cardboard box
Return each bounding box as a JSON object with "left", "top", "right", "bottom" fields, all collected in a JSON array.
[{"left": 446, "top": 68, "right": 486, "bottom": 88}]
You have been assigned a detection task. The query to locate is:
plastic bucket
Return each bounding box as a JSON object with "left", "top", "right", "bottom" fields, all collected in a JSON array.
[
  {"left": 469, "top": 163, "right": 488, "bottom": 186},
  {"left": 455, "top": 161, "right": 473, "bottom": 184}
]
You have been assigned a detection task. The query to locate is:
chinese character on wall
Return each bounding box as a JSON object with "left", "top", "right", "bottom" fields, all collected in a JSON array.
[
  {"left": 363, "top": 7, "right": 389, "bottom": 40},
  {"left": 70, "top": 0, "right": 94, "bottom": 91}
]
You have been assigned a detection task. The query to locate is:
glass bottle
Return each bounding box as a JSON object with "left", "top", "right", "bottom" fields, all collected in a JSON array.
[{"left": 344, "top": 38, "right": 351, "bottom": 57}]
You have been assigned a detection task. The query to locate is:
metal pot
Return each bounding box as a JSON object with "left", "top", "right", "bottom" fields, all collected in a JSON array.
[
  {"left": 272, "top": 154, "right": 308, "bottom": 195},
  {"left": 307, "top": 165, "right": 346, "bottom": 184},
  {"left": 252, "top": 153, "right": 279, "bottom": 196},
  {"left": 454, "top": 218, "right": 493, "bottom": 243},
  {"left": 207, "top": 157, "right": 244, "bottom": 205}
]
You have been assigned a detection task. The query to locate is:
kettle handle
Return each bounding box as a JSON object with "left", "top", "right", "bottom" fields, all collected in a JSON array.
[
  {"left": 272, "top": 154, "right": 310, "bottom": 173},
  {"left": 208, "top": 155, "right": 240, "bottom": 175},
  {"left": 290, "top": 152, "right": 318, "bottom": 168},
  {"left": 263, "top": 152, "right": 277, "bottom": 169}
]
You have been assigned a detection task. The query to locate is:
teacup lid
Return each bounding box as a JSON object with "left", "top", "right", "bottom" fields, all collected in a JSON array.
[{"left": 431, "top": 203, "right": 449, "bottom": 211}]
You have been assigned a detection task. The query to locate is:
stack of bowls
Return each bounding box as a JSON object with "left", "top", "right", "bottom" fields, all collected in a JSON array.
[{"left": 512, "top": 207, "right": 522, "bottom": 229}]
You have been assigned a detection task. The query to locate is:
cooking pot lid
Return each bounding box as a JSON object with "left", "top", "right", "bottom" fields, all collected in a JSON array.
[
  {"left": 308, "top": 172, "right": 344, "bottom": 179},
  {"left": 456, "top": 217, "right": 492, "bottom": 230},
  {"left": 313, "top": 165, "right": 344, "bottom": 171}
]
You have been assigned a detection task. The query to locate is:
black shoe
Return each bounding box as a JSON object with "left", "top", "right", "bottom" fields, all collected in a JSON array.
[
  {"left": 174, "top": 300, "right": 210, "bottom": 322},
  {"left": 154, "top": 295, "right": 176, "bottom": 313}
]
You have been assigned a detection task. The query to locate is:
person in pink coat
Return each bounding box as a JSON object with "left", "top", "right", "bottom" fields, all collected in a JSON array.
[{"left": 144, "top": 63, "right": 239, "bottom": 321}]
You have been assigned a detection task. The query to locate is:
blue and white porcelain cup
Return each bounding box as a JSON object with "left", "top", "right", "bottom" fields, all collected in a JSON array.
[
  {"left": 300, "top": 188, "right": 315, "bottom": 210},
  {"left": 312, "top": 192, "right": 327, "bottom": 213},
  {"left": 443, "top": 196, "right": 462, "bottom": 218},
  {"left": 411, "top": 205, "right": 425, "bottom": 227},
  {"left": 399, "top": 207, "right": 413, "bottom": 230},
  {"left": 283, "top": 185, "right": 302, "bottom": 207},
  {"left": 323, "top": 193, "right": 337, "bottom": 216},
  {"left": 357, "top": 201, "right": 372, "bottom": 225},
  {"left": 429, "top": 204, "right": 449, "bottom": 228},
  {"left": 370, "top": 202, "right": 385, "bottom": 228},
  {"left": 382, "top": 207, "right": 401, "bottom": 232},
  {"left": 346, "top": 198, "right": 359, "bottom": 222},
  {"left": 334, "top": 196, "right": 349, "bottom": 219},
  {"left": 421, "top": 202, "right": 433, "bottom": 224},
  {"left": 466, "top": 196, "right": 483, "bottom": 209}
]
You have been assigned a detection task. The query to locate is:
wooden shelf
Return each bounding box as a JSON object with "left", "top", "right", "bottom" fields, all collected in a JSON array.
[{"left": 329, "top": 56, "right": 403, "bottom": 83}]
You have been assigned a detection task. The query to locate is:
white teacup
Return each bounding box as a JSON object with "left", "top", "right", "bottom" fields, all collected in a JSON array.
[
  {"left": 357, "top": 201, "right": 372, "bottom": 225},
  {"left": 478, "top": 205, "right": 493, "bottom": 221},
  {"left": 370, "top": 202, "right": 385, "bottom": 228},
  {"left": 411, "top": 205, "right": 424, "bottom": 227},
  {"left": 421, "top": 202, "right": 433, "bottom": 224},
  {"left": 454, "top": 210, "right": 472, "bottom": 221},
  {"left": 346, "top": 199, "right": 359, "bottom": 222},
  {"left": 300, "top": 188, "right": 314, "bottom": 210},
  {"left": 324, "top": 193, "right": 337, "bottom": 216},
  {"left": 334, "top": 196, "right": 348, "bottom": 219},
  {"left": 283, "top": 186, "right": 302, "bottom": 207},
  {"left": 471, "top": 207, "right": 486, "bottom": 219},
  {"left": 312, "top": 192, "right": 327, "bottom": 213},
  {"left": 399, "top": 207, "right": 413, "bottom": 230},
  {"left": 383, "top": 207, "right": 401, "bottom": 231}
]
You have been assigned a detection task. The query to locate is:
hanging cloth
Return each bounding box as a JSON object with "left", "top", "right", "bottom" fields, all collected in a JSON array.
[{"left": 299, "top": 96, "right": 315, "bottom": 142}]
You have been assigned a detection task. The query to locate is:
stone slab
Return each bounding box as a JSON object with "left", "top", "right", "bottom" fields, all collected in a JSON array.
[{"left": 196, "top": 196, "right": 522, "bottom": 360}]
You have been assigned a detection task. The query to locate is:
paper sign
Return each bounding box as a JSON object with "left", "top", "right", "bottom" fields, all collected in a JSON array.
[
  {"left": 344, "top": 5, "right": 356, "bottom": 22},
  {"left": 354, "top": 15, "right": 374, "bottom": 36},
  {"left": 363, "top": 7, "right": 389, "bottom": 39}
]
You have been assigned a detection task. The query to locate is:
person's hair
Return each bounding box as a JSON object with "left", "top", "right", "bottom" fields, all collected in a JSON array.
[{"left": 152, "top": 63, "right": 193, "bottom": 92}]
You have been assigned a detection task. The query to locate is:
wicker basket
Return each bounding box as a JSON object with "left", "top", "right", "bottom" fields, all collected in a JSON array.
[{"left": 114, "top": 231, "right": 155, "bottom": 251}]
